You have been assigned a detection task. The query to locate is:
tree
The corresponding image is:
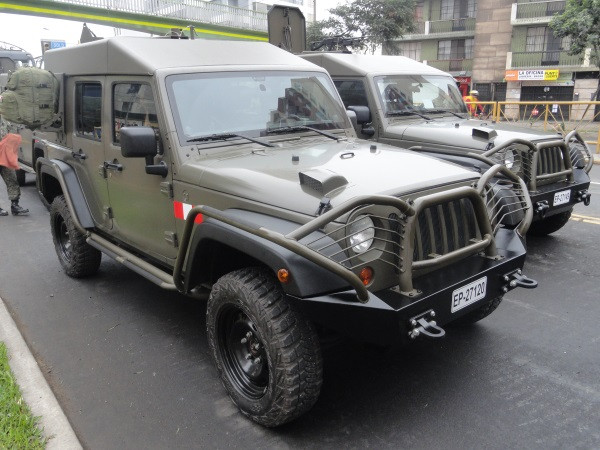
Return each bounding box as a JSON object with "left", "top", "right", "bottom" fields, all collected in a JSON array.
[
  {"left": 550, "top": 0, "right": 600, "bottom": 97},
  {"left": 308, "top": 0, "right": 417, "bottom": 55}
]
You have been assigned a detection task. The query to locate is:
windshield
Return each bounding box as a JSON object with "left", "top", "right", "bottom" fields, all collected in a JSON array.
[
  {"left": 374, "top": 75, "right": 467, "bottom": 116},
  {"left": 166, "top": 71, "right": 350, "bottom": 145}
]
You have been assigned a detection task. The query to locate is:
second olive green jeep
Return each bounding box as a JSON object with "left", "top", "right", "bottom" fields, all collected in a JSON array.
[{"left": 302, "top": 52, "right": 592, "bottom": 236}]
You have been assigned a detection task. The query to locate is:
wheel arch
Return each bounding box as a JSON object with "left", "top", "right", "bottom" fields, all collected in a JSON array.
[
  {"left": 183, "top": 219, "right": 350, "bottom": 298},
  {"left": 36, "top": 157, "right": 95, "bottom": 229}
]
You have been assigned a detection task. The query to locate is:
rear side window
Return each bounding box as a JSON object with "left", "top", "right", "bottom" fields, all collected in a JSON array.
[
  {"left": 113, "top": 83, "right": 158, "bottom": 144},
  {"left": 75, "top": 83, "right": 102, "bottom": 140},
  {"left": 333, "top": 79, "right": 369, "bottom": 108}
]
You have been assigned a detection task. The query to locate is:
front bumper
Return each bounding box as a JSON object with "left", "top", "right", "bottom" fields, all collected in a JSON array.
[
  {"left": 291, "top": 228, "right": 530, "bottom": 346},
  {"left": 530, "top": 168, "right": 591, "bottom": 220}
]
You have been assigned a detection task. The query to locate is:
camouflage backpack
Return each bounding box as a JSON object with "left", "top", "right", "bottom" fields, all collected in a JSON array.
[{"left": 0, "top": 67, "right": 59, "bottom": 129}]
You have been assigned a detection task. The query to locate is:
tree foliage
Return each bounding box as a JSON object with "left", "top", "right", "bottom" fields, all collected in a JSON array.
[
  {"left": 550, "top": 0, "right": 600, "bottom": 69},
  {"left": 308, "top": 0, "right": 417, "bottom": 54}
]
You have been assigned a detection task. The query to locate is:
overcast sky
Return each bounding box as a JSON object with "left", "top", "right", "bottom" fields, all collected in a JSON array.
[{"left": 0, "top": 3, "right": 340, "bottom": 56}]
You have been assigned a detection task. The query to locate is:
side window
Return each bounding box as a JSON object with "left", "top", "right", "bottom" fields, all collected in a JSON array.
[
  {"left": 113, "top": 83, "right": 158, "bottom": 144},
  {"left": 76, "top": 83, "right": 102, "bottom": 141},
  {"left": 333, "top": 80, "right": 369, "bottom": 108}
]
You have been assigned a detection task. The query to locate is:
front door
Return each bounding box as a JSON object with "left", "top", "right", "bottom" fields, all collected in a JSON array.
[{"left": 103, "top": 79, "right": 178, "bottom": 262}]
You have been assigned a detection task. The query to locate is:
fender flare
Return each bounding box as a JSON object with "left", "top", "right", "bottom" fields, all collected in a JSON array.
[
  {"left": 183, "top": 213, "right": 350, "bottom": 299},
  {"left": 36, "top": 157, "right": 94, "bottom": 230}
]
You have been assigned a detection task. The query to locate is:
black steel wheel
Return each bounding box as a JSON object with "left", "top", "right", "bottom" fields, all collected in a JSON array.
[
  {"left": 451, "top": 296, "right": 503, "bottom": 326},
  {"left": 528, "top": 209, "right": 572, "bottom": 236},
  {"left": 207, "top": 268, "right": 322, "bottom": 427},
  {"left": 50, "top": 195, "right": 101, "bottom": 277}
]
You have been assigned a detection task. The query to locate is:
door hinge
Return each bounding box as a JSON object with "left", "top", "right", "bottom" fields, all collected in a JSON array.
[
  {"left": 98, "top": 164, "right": 107, "bottom": 178},
  {"left": 103, "top": 206, "right": 113, "bottom": 219},
  {"left": 160, "top": 181, "right": 174, "bottom": 199},
  {"left": 164, "top": 231, "right": 178, "bottom": 247}
]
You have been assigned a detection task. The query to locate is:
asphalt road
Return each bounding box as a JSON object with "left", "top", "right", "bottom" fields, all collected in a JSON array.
[{"left": 1, "top": 167, "right": 599, "bottom": 449}]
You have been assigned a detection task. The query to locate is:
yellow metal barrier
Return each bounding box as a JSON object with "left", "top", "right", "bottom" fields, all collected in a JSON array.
[{"left": 465, "top": 101, "right": 600, "bottom": 153}]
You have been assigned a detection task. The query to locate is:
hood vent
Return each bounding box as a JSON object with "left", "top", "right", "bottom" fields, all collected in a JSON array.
[
  {"left": 299, "top": 168, "right": 348, "bottom": 195},
  {"left": 472, "top": 127, "right": 497, "bottom": 140}
]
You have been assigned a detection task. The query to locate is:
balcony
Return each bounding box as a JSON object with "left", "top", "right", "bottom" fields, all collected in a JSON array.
[
  {"left": 511, "top": 0, "right": 566, "bottom": 25},
  {"left": 429, "top": 17, "right": 476, "bottom": 34},
  {"left": 398, "top": 17, "right": 475, "bottom": 41},
  {"left": 510, "top": 51, "right": 584, "bottom": 68},
  {"left": 426, "top": 58, "right": 473, "bottom": 73}
]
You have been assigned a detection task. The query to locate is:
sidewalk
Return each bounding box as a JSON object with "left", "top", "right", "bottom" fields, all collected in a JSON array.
[{"left": 0, "top": 296, "right": 82, "bottom": 449}]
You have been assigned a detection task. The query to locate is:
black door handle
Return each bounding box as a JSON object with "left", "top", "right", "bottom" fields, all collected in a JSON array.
[{"left": 104, "top": 160, "right": 123, "bottom": 172}]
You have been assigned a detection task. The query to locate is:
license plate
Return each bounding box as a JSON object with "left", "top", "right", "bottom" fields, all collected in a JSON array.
[
  {"left": 553, "top": 189, "right": 571, "bottom": 206},
  {"left": 451, "top": 276, "right": 487, "bottom": 313}
]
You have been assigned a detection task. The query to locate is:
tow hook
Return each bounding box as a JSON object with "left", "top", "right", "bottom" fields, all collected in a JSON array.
[
  {"left": 576, "top": 189, "right": 591, "bottom": 206},
  {"left": 501, "top": 269, "right": 538, "bottom": 293},
  {"left": 408, "top": 310, "right": 445, "bottom": 340},
  {"left": 534, "top": 200, "right": 549, "bottom": 218}
]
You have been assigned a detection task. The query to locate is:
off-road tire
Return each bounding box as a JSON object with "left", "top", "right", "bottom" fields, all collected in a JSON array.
[
  {"left": 207, "top": 267, "right": 322, "bottom": 427},
  {"left": 528, "top": 209, "right": 572, "bottom": 236},
  {"left": 451, "top": 296, "right": 503, "bottom": 326},
  {"left": 15, "top": 169, "right": 26, "bottom": 186},
  {"left": 50, "top": 195, "right": 101, "bottom": 277}
]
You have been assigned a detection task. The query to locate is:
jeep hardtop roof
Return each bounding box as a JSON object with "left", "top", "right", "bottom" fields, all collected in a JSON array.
[
  {"left": 43, "top": 36, "right": 321, "bottom": 75},
  {"left": 301, "top": 53, "right": 450, "bottom": 78}
]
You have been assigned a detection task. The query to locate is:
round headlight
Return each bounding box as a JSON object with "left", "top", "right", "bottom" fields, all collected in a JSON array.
[
  {"left": 348, "top": 215, "right": 375, "bottom": 254},
  {"left": 503, "top": 149, "right": 515, "bottom": 169}
]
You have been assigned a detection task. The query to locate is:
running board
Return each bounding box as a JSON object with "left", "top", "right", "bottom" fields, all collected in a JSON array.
[{"left": 87, "top": 233, "right": 177, "bottom": 291}]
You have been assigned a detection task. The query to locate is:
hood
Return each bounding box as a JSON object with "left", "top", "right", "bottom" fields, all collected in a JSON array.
[
  {"left": 188, "top": 140, "right": 477, "bottom": 216},
  {"left": 388, "top": 118, "right": 564, "bottom": 152}
]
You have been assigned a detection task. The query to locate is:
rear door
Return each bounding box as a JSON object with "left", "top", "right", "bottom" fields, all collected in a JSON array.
[{"left": 68, "top": 78, "right": 112, "bottom": 230}]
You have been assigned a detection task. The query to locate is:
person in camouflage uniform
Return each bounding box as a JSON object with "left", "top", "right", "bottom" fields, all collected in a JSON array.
[{"left": 0, "top": 118, "right": 29, "bottom": 216}]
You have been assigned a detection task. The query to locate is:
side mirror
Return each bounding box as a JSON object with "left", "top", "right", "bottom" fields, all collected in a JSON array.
[
  {"left": 120, "top": 126, "right": 168, "bottom": 177},
  {"left": 120, "top": 126, "right": 157, "bottom": 158},
  {"left": 347, "top": 105, "right": 371, "bottom": 124},
  {"left": 347, "top": 105, "right": 375, "bottom": 137}
]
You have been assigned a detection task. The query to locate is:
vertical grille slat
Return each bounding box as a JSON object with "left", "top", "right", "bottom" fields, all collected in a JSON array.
[
  {"left": 413, "top": 198, "right": 481, "bottom": 263},
  {"left": 537, "top": 146, "right": 566, "bottom": 176}
]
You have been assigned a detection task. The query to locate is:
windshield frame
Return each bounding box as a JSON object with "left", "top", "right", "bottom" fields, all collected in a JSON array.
[
  {"left": 373, "top": 74, "right": 468, "bottom": 118},
  {"left": 165, "top": 70, "right": 351, "bottom": 148}
]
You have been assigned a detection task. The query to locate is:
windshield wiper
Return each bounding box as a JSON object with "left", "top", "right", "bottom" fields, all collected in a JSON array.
[
  {"left": 187, "top": 133, "right": 274, "bottom": 147},
  {"left": 266, "top": 126, "right": 339, "bottom": 141},
  {"left": 427, "top": 109, "right": 466, "bottom": 119},
  {"left": 386, "top": 110, "right": 431, "bottom": 120}
]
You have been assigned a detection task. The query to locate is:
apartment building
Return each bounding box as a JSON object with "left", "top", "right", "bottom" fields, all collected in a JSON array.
[{"left": 390, "top": 0, "right": 599, "bottom": 116}]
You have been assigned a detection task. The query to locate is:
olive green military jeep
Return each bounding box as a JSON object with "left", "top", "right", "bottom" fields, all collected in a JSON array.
[
  {"left": 33, "top": 37, "right": 536, "bottom": 426},
  {"left": 301, "top": 53, "right": 593, "bottom": 236}
]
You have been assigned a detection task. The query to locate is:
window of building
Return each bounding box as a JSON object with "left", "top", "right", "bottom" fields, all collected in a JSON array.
[
  {"left": 113, "top": 83, "right": 158, "bottom": 144},
  {"left": 438, "top": 40, "right": 451, "bottom": 59},
  {"left": 525, "top": 26, "right": 547, "bottom": 52},
  {"left": 438, "top": 38, "right": 474, "bottom": 60},
  {"left": 526, "top": 26, "right": 565, "bottom": 52},
  {"left": 441, "top": 0, "right": 476, "bottom": 19},
  {"left": 76, "top": 83, "right": 102, "bottom": 141},
  {"left": 399, "top": 41, "right": 422, "bottom": 61}
]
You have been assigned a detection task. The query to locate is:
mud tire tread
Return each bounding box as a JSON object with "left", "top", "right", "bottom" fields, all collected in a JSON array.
[
  {"left": 50, "top": 195, "right": 101, "bottom": 278},
  {"left": 207, "top": 267, "right": 322, "bottom": 427}
]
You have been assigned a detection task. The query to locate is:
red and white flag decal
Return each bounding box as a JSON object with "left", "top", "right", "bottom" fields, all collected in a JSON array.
[{"left": 173, "top": 201, "right": 203, "bottom": 224}]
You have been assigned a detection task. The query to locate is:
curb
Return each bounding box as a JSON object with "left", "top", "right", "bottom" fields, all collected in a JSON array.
[{"left": 0, "top": 296, "right": 82, "bottom": 450}]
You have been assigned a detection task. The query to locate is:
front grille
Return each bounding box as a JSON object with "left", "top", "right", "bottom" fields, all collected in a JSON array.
[
  {"left": 413, "top": 199, "right": 481, "bottom": 262},
  {"left": 537, "top": 146, "right": 565, "bottom": 175}
]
